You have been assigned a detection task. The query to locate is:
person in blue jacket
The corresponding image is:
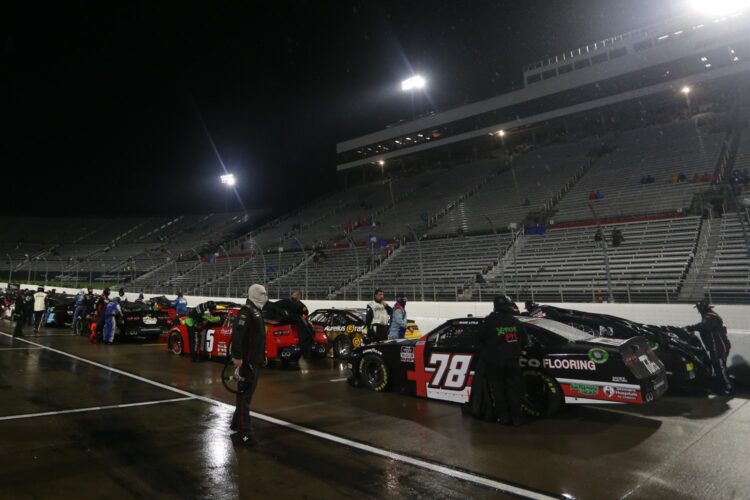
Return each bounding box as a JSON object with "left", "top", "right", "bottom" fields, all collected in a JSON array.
[
  {"left": 71, "top": 289, "right": 86, "bottom": 334},
  {"left": 388, "top": 295, "right": 408, "bottom": 340},
  {"left": 172, "top": 292, "right": 188, "bottom": 317},
  {"left": 103, "top": 296, "right": 123, "bottom": 344}
]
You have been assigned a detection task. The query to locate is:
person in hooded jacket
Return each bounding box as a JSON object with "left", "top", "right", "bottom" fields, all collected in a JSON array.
[
  {"left": 388, "top": 295, "right": 408, "bottom": 340},
  {"left": 230, "top": 284, "right": 268, "bottom": 446},
  {"left": 476, "top": 295, "right": 528, "bottom": 425},
  {"left": 686, "top": 300, "right": 732, "bottom": 395}
]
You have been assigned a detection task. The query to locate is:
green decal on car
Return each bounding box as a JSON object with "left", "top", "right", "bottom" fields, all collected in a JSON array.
[
  {"left": 588, "top": 348, "right": 609, "bottom": 364},
  {"left": 648, "top": 340, "right": 659, "bottom": 351}
]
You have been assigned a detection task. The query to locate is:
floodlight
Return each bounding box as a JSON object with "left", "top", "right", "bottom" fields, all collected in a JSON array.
[
  {"left": 401, "top": 75, "right": 426, "bottom": 91},
  {"left": 681, "top": 85, "right": 692, "bottom": 95},
  {"left": 377, "top": 160, "right": 385, "bottom": 166},
  {"left": 220, "top": 173, "right": 236, "bottom": 186},
  {"left": 497, "top": 130, "right": 506, "bottom": 138},
  {"left": 689, "top": 0, "right": 750, "bottom": 16}
]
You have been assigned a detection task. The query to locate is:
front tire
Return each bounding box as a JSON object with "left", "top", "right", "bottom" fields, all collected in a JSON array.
[
  {"left": 522, "top": 370, "right": 563, "bottom": 417},
  {"left": 168, "top": 331, "right": 184, "bottom": 356},
  {"left": 359, "top": 354, "right": 389, "bottom": 392},
  {"left": 334, "top": 334, "right": 353, "bottom": 359}
]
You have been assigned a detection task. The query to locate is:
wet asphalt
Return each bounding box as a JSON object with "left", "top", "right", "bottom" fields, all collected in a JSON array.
[{"left": 0, "top": 320, "right": 748, "bottom": 500}]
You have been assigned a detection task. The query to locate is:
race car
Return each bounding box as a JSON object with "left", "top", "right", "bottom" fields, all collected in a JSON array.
[
  {"left": 166, "top": 302, "right": 304, "bottom": 364},
  {"left": 347, "top": 316, "right": 668, "bottom": 417},
  {"left": 147, "top": 295, "right": 178, "bottom": 324},
  {"left": 75, "top": 301, "right": 171, "bottom": 341},
  {"left": 525, "top": 303, "right": 711, "bottom": 388},
  {"left": 43, "top": 294, "right": 76, "bottom": 327},
  {"left": 309, "top": 308, "right": 421, "bottom": 359}
]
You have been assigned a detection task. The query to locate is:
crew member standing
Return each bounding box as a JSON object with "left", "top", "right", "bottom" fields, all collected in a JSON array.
[
  {"left": 276, "top": 291, "right": 312, "bottom": 358},
  {"left": 687, "top": 300, "right": 732, "bottom": 395},
  {"left": 33, "top": 287, "right": 47, "bottom": 333},
  {"left": 13, "top": 291, "right": 26, "bottom": 338},
  {"left": 89, "top": 288, "right": 111, "bottom": 343},
  {"left": 103, "top": 296, "right": 123, "bottom": 344},
  {"left": 172, "top": 292, "right": 188, "bottom": 317},
  {"left": 71, "top": 289, "right": 86, "bottom": 334},
  {"left": 230, "top": 284, "right": 268, "bottom": 446},
  {"left": 478, "top": 295, "right": 528, "bottom": 425},
  {"left": 365, "top": 289, "right": 392, "bottom": 342},
  {"left": 387, "top": 295, "right": 408, "bottom": 340}
]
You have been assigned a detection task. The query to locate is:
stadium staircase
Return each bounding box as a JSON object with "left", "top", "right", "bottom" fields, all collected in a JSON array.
[
  {"left": 677, "top": 217, "right": 717, "bottom": 302},
  {"left": 466, "top": 227, "right": 526, "bottom": 300},
  {"left": 336, "top": 244, "right": 405, "bottom": 299}
]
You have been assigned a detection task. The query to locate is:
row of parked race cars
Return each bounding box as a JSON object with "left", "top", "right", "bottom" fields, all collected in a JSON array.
[{"left": 0, "top": 289, "right": 719, "bottom": 417}]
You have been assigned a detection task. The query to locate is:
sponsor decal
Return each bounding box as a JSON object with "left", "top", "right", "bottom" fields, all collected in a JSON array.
[
  {"left": 543, "top": 358, "right": 596, "bottom": 371},
  {"left": 495, "top": 326, "right": 518, "bottom": 342},
  {"left": 324, "top": 325, "right": 366, "bottom": 334},
  {"left": 217, "top": 341, "right": 228, "bottom": 356},
  {"left": 272, "top": 329, "right": 291, "bottom": 336},
  {"left": 400, "top": 346, "right": 415, "bottom": 363},
  {"left": 519, "top": 358, "right": 542, "bottom": 368},
  {"left": 648, "top": 340, "right": 660, "bottom": 351},
  {"left": 639, "top": 354, "right": 661, "bottom": 375},
  {"left": 588, "top": 348, "right": 609, "bottom": 364},
  {"left": 346, "top": 324, "right": 355, "bottom": 334},
  {"left": 603, "top": 385, "right": 641, "bottom": 402},
  {"left": 143, "top": 315, "right": 157, "bottom": 325},
  {"left": 362, "top": 348, "right": 383, "bottom": 355},
  {"left": 570, "top": 383, "right": 598, "bottom": 396},
  {"left": 612, "top": 376, "right": 628, "bottom": 383}
]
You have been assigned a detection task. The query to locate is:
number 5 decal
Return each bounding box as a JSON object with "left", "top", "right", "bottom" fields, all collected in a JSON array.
[{"left": 206, "top": 330, "right": 215, "bottom": 352}]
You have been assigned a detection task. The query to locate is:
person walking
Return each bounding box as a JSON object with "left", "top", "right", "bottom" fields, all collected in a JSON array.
[
  {"left": 102, "top": 296, "right": 123, "bottom": 344},
  {"left": 365, "top": 289, "right": 392, "bottom": 343},
  {"left": 230, "top": 284, "right": 268, "bottom": 446}
]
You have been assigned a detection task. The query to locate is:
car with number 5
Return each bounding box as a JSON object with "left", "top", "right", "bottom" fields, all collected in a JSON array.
[
  {"left": 347, "top": 316, "right": 668, "bottom": 417},
  {"left": 166, "top": 302, "right": 304, "bottom": 364}
]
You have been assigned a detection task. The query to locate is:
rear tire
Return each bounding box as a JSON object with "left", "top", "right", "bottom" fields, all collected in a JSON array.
[
  {"left": 522, "top": 370, "right": 563, "bottom": 417},
  {"left": 359, "top": 354, "right": 389, "bottom": 392},
  {"left": 334, "top": 335, "right": 353, "bottom": 359},
  {"left": 168, "top": 331, "right": 184, "bottom": 356}
]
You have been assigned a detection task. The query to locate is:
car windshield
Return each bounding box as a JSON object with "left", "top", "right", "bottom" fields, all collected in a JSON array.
[{"left": 519, "top": 317, "right": 593, "bottom": 342}]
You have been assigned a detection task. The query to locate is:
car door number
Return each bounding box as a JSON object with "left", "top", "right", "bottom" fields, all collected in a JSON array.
[
  {"left": 426, "top": 353, "right": 473, "bottom": 389},
  {"left": 206, "top": 330, "right": 215, "bottom": 352}
]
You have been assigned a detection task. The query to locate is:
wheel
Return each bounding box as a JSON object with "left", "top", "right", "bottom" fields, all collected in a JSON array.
[
  {"left": 168, "top": 331, "right": 184, "bottom": 356},
  {"left": 522, "top": 370, "right": 563, "bottom": 417},
  {"left": 334, "top": 334, "right": 354, "bottom": 359},
  {"left": 358, "top": 354, "right": 389, "bottom": 392}
]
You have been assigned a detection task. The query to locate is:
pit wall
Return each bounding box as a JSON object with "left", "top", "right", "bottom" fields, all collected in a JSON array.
[{"left": 7, "top": 283, "right": 749, "bottom": 370}]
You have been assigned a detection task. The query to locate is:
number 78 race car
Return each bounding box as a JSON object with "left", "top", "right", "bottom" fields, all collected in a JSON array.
[{"left": 347, "top": 316, "right": 668, "bottom": 417}]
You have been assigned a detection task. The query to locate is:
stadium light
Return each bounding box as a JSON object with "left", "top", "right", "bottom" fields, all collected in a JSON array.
[
  {"left": 220, "top": 173, "right": 236, "bottom": 186},
  {"left": 377, "top": 160, "right": 385, "bottom": 166},
  {"left": 401, "top": 75, "right": 426, "bottom": 91},
  {"left": 681, "top": 85, "right": 692, "bottom": 95},
  {"left": 496, "top": 129, "right": 506, "bottom": 138},
  {"left": 689, "top": 0, "right": 750, "bottom": 16}
]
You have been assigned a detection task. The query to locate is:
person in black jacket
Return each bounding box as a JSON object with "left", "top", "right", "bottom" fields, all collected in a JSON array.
[
  {"left": 477, "top": 295, "right": 528, "bottom": 425},
  {"left": 686, "top": 300, "right": 732, "bottom": 395},
  {"left": 230, "top": 284, "right": 268, "bottom": 446},
  {"left": 13, "top": 291, "right": 26, "bottom": 338}
]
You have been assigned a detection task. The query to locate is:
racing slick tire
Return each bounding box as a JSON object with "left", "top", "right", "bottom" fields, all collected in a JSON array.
[
  {"left": 334, "top": 334, "right": 354, "bottom": 359},
  {"left": 168, "top": 331, "right": 185, "bottom": 356},
  {"left": 359, "top": 354, "right": 389, "bottom": 392},
  {"left": 521, "top": 369, "right": 563, "bottom": 418}
]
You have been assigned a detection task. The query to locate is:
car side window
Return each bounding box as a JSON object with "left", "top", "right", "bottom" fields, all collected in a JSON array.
[
  {"left": 524, "top": 325, "right": 566, "bottom": 348},
  {"left": 331, "top": 313, "right": 347, "bottom": 326},
  {"left": 309, "top": 312, "right": 327, "bottom": 323},
  {"left": 430, "top": 324, "right": 478, "bottom": 350}
]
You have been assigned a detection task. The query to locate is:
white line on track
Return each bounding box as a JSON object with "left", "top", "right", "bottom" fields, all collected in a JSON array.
[
  {"left": 0, "top": 397, "right": 195, "bottom": 421},
  {"left": 0, "top": 347, "right": 42, "bottom": 350},
  {"left": 0, "top": 331, "right": 558, "bottom": 500},
  {"left": 329, "top": 377, "right": 348, "bottom": 382}
]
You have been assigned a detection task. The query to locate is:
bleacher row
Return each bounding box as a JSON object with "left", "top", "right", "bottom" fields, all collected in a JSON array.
[{"left": 3, "top": 116, "right": 749, "bottom": 303}]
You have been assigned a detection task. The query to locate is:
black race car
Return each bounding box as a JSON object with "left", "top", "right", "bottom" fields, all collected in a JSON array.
[
  {"left": 525, "top": 303, "right": 710, "bottom": 388},
  {"left": 43, "top": 294, "right": 76, "bottom": 327},
  {"left": 76, "top": 301, "right": 171, "bottom": 341},
  {"left": 347, "top": 316, "right": 668, "bottom": 417}
]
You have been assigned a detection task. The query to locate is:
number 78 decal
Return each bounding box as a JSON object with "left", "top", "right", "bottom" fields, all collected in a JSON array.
[{"left": 426, "top": 353, "right": 473, "bottom": 390}]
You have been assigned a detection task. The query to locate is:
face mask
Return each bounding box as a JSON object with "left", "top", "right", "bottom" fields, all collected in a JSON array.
[{"left": 248, "top": 285, "right": 268, "bottom": 309}]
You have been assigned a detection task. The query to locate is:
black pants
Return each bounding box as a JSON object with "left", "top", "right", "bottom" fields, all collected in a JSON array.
[
  {"left": 485, "top": 361, "right": 523, "bottom": 422},
  {"left": 701, "top": 332, "right": 732, "bottom": 392},
  {"left": 231, "top": 363, "right": 259, "bottom": 436},
  {"left": 369, "top": 324, "right": 389, "bottom": 342},
  {"left": 13, "top": 317, "right": 24, "bottom": 337}
]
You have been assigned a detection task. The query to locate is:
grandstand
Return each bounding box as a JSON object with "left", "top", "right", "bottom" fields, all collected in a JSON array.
[{"left": 4, "top": 13, "right": 750, "bottom": 305}]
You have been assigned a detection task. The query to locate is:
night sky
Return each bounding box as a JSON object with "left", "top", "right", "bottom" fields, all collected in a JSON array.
[{"left": 4, "top": 1, "right": 686, "bottom": 218}]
